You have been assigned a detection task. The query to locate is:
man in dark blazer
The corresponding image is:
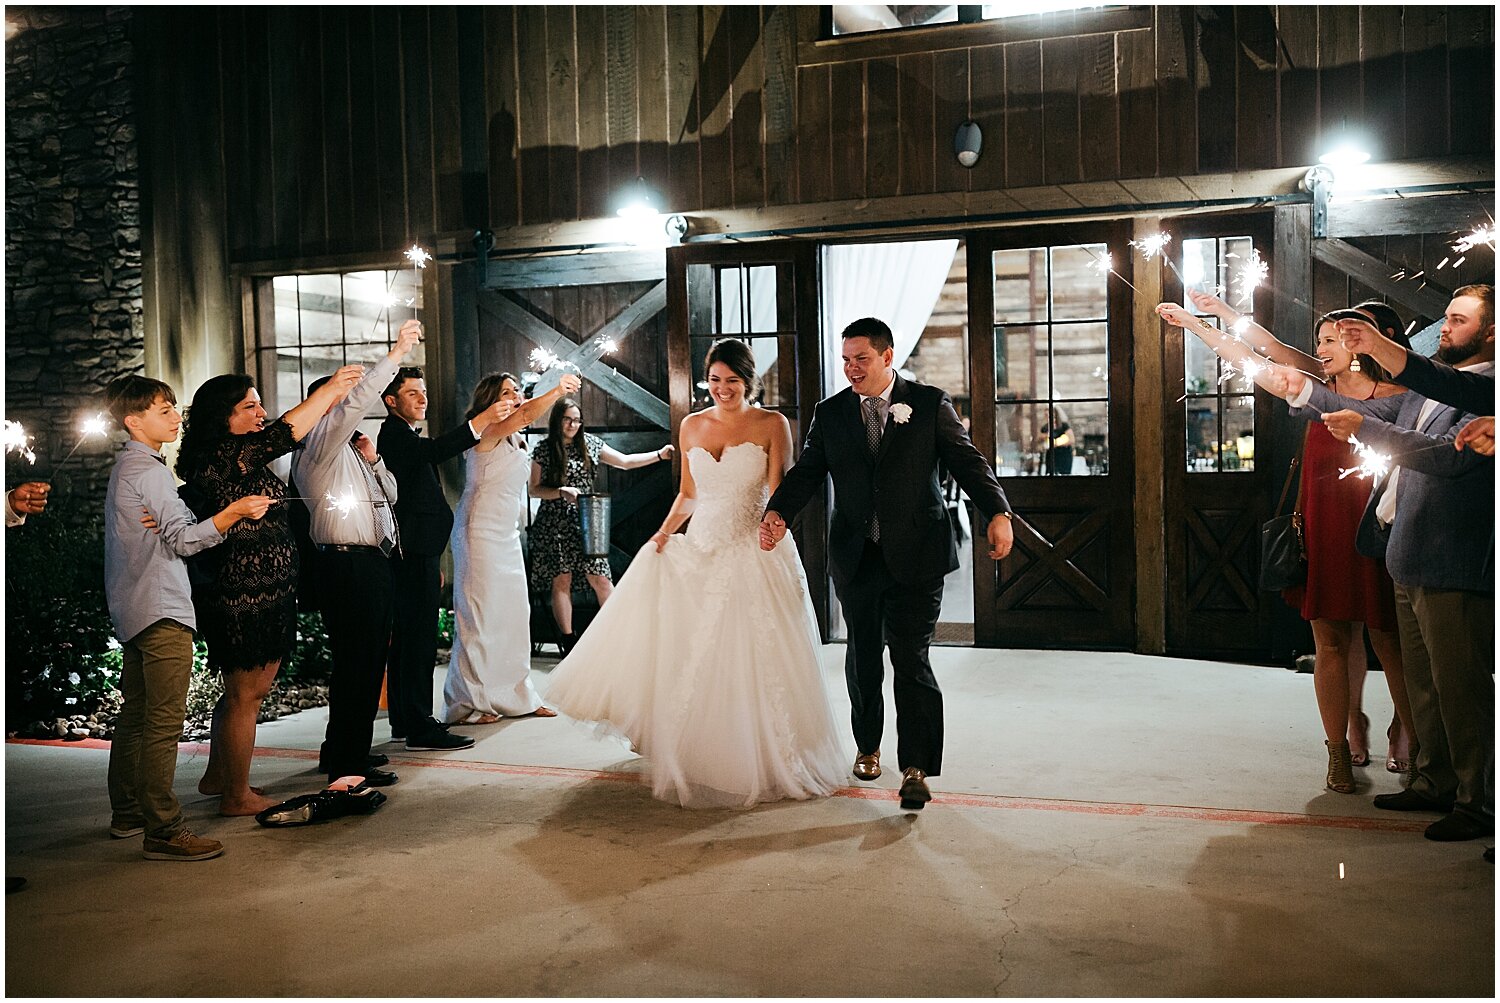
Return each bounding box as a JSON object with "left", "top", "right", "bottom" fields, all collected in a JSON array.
[
  {"left": 378, "top": 367, "right": 513, "bottom": 752},
  {"left": 1277, "top": 285, "right": 1494, "bottom": 843},
  {"left": 761, "top": 317, "right": 1015, "bottom": 810}
]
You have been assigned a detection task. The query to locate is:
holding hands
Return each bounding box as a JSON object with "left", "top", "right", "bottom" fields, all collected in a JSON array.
[{"left": 758, "top": 511, "right": 787, "bottom": 551}]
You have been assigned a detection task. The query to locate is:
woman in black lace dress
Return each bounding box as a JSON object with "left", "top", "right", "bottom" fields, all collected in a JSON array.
[
  {"left": 528, "top": 398, "right": 672, "bottom": 653},
  {"left": 177, "top": 367, "right": 361, "bottom": 815}
]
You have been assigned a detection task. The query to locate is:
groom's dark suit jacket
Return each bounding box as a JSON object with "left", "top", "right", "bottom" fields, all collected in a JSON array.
[
  {"left": 768, "top": 374, "right": 1011, "bottom": 589},
  {"left": 377, "top": 414, "right": 478, "bottom": 556}
]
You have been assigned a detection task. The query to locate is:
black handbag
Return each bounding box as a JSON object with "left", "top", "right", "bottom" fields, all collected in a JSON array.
[{"left": 1259, "top": 437, "right": 1307, "bottom": 592}]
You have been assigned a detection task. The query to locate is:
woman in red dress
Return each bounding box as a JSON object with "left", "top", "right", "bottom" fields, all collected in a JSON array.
[{"left": 1174, "top": 294, "right": 1416, "bottom": 795}]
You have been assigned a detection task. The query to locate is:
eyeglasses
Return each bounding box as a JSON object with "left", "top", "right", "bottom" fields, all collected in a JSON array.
[{"left": 562, "top": 417, "right": 583, "bottom": 426}]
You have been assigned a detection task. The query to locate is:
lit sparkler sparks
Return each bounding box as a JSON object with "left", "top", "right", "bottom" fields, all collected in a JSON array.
[
  {"left": 1130, "top": 232, "right": 1172, "bottom": 261},
  {"left": 1228, "top": 316, "right": 1252, "bottom": 341},
  {"left": 52, "top": 411, "right": 112, "bottom": 472},
  {"left": 1083, "top": 247, "right": 1140, "bottom": 293},
  {"left": 323, "top": 487, "right": 361, "bottom": 520},
  {"left": 528, "top": 348, "right": 579, "bottom": 373},
  {"left": 594, "top": 337, "right": 620, "bottom": 355},
  {"left": 403, "top": 244, "right": 433, "bottom": 268},
  {"left": 1337, "top": 435, "right": 1392, "bottom": 481},
  {"left": 1239, "top": 248, "right": 1270, "bottom": 295},
  {"left": 3, "top": 420, "right": 36, "bottom": 464},
  {"left": 1452, "top": 225, "right": 1496, "bottom": 255}
]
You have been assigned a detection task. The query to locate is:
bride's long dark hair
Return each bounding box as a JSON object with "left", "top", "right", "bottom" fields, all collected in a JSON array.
[{"left": 539, "top": 397, "right": 592, "bottom": 488}]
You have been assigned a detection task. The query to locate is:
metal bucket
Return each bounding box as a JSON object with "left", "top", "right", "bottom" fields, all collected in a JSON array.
[{"left": 578, "top": 493, "right": 612, "bottom": 557}]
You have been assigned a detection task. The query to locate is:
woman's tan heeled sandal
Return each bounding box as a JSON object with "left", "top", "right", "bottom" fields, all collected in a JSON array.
[{"left": 1325, "top": 739, "right": 1356, "bottom": 794}]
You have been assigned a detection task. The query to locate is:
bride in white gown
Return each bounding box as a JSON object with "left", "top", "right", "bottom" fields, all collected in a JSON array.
[
  {"left": 546, "top": 340, "right": 847, "bottom": 808},
  {"left": 443, "top": 370, "right": 580, "bottom": 725}
]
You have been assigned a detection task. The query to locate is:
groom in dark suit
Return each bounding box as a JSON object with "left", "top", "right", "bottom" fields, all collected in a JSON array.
[
  {"left": 761, "top": 317, "right": 1014, "bottom": 810},
  {"left": 378, "top": 367, "right": 512, "bottom": 752}
]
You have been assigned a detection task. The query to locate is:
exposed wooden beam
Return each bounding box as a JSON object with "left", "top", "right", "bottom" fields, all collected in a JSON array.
[
  {"left": 1311, "top": 237, "right": 1453, "bottom": 319},
  {"left": 482, "top": 288, "right": 671, "bottom": 428},
  {"left": 1327, "top": 193, "right": 1496, "bottom": 238},
  {"left": 482, "top": 248, "right": 667, "bottom": 289}
]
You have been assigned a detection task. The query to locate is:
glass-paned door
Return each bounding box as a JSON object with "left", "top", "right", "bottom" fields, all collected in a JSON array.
[{"left": 970, "top": 223, "right": 1135, "bottom": 649}]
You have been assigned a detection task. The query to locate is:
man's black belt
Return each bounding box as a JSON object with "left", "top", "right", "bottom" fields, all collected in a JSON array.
[{"left": 316, "top": 543, "right": 384, "bottom": 555}]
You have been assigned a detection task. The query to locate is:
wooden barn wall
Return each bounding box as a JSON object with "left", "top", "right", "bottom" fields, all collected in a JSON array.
[{"left": 155, "top": 5, "right": 1494, "bottom": 266}]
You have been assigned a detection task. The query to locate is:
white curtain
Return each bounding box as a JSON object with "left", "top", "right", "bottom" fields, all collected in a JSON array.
[{"left": 821, "top": 240, "right": 960, "bottom": 393}]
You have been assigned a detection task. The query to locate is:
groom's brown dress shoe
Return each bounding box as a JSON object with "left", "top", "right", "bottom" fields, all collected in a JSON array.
[
  {"left": 853, "top": 750, "right": 881, "bottom": 781},
  {"left": 899, "top": 768, "right": 932, "bottom": 810}
]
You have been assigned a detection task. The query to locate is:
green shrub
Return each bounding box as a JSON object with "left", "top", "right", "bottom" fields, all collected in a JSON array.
[{"left": 5, "top": 496, "right": 336, "bottom": 729}]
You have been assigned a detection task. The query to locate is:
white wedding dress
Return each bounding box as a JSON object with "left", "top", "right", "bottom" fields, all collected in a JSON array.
[
  {"left": 442, "top": 437, "right": 545, "bottom": 722},
  {"left": 546, "top": 441, "right": 847, "bottom": 808}
]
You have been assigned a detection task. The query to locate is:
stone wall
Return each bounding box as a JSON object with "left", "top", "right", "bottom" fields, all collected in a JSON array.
[{"left": 5, "top": 6, "right": 140, "bottom": 507}]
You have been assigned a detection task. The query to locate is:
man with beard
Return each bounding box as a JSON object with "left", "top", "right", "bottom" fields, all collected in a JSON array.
[{"left": 1272, "top": 284, "right": 1494, "bottom": 844}]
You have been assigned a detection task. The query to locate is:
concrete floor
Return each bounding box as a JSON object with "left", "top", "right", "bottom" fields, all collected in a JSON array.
[{"left": 6, "top": 647, "right": 1494, "bottom": 996}]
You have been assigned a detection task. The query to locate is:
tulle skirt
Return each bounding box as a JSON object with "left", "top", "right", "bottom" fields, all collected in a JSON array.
[{"left": 545, "top": 534, "right": 847, "bottom": 808}]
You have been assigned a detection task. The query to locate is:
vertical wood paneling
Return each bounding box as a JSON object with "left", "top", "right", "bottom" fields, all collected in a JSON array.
[
  {"left": 400, "top": 7, "right": 436, "bottom": 238},
  {"left": 828, "top": 60, "right": 865, "bottom": 199},
  {"left": 544, "top": 6, "right": 579, "bottom": 222},
  {"left": 761, "top": 6, "right": 797, "bottom": 205},
  {"left": 1402, "top": 8, "right": 1450, "bottom": 163},
  {"left": 698, "top": 7, "right": 733, "bottom": 209},
  {"left": 1233, "top": 6, "right": 1277, "bottom": 170},
  {"left": 664, "top": 6, "right": 701, "bottom": 213},
  {"left": 1005, "top": 41, "right": 1043, "bottom": 188},
  {"left": 484, "top": 7, "right": 519, "bottom": 229},
  {"left": 265, "top": 12, "right": 301, "bottom": 250},
  {"left": 1078, "top": 32, "right": 1118, "bottom": 181},
  {"left": 294, "top": 8, "right": 327, "bottom": 253},
  {"left": 1155, "top": 5, "right": 1197, "bottom": 176},
  {"left": 795, "top": 63, "right": 831, "bottom": 203},
  {"left": 369, "top": 9, "right": 407, "bottom": 245},
  {"left": 429, "top": 7, "right": 465, "bottom": 234},
  {"left": 1448, "top": 7, "right": 1494, "bottom": 156},
  {"left": 456, "top": 7, "right": 489, "bottom": 230},
  {"left": 1276, "top": 5, "right": 1318, "bottom": 166},
  {"left": 636, "top": 7, "right": 671, "bottom": 210},
  {"left": 932, "top": 48, "right": 971, "bottom": 194},
  {"left": 319, "top": 11, "right": 354, "bottom": 251},
  {"left": 604, "top": 6, "right": 639, "bottom": 208},
  {"left": 727, "top": 4, "right": 765, "bottom": 208},
  {"left": 967, "top": 45, "right": 1005, "bottom": 193},
  {"left": 1317, "top": 6, "right": 1361, "bottom": 147},
  {"left": 1116, "top": 27, "right": 1156, "bottom": 179},
  {"left": 1359, "top": 5, "right": 1403, "bottom": 163},
  {"left": 515, "top": 8, "right": 550, "bottom": 225},
  {"left": 1041, "top": 37, "right": 1081, "bottom": 185},
  {"left": 897, "top": 52, "right": 935, "bottom": 196},
  {"left": 1195, "top": 7, "right": 1236, "bottom": 172},
  {"left": 342, "top": 10, "right": 380, "bottom": 249},
  {"left": 216, "top": 8, "right": 255, "bottom": 258},
  {"left": 865, "top": 57, "right": 900, "bottom": 198},
  {"left": 574, "top": 6, "right": 610, "bottom": 219}
]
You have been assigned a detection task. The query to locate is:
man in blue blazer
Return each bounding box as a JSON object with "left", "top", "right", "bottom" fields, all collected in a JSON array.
[
  {"left": 761, "top": 318, "right": 1015, "bottom": 810},
  {"left": 1276, "top": 285, "right": 1494, "bottom": 843}
]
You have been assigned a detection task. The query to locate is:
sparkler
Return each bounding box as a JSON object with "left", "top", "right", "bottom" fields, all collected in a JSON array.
[
  {"left": 1228, "top": 316, "right": 1252, "bottom": 341},
  {"left": 1130, "top": 232, "right": 1172, "bottom": 261},
  {"left": 528, "top": 347, "right": 579, "bottom": 373},
  {"left": 53, "top": 412, "right": 111, "bottom": 472},
  {"left": 1452, "top": 225, "right": 1496, "bottom": 256},
  {"left": 403, "top": 244, "right": 432, "bottom": 325},
  {"left": 1238, "top": 248, "right": 1270, "bottom": 295},
  {"left": 324, "top": 487, "right": 362, "bottom": 520},
  {"left": 4, "top": 420, "right": 36, "bottom": 465},
  {"left": 1083, "top": 247, "right": 1140, "bottom": 294},
  {"left": 1337, "top": 435, "right": 1392, "bottom": 482},
  {"left": 594, "top": 337, "right": 620, "bottom": 355}
]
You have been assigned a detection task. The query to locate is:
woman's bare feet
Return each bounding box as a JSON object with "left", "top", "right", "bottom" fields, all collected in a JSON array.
[
  {"left": 218, "top": 790, "right": 280, "bottom": 817},
  {"left": 470, "top": 713, "right": 502, "bottom": 725},
  {"left": 528, "top": 706, "right": 558, "bottom": 718},
  {"left": 199, "top": 775, "right": 265, "bottom": 797}
]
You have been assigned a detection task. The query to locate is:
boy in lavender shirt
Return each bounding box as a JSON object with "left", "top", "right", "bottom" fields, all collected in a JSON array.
[{"left": 102, "top": 375, "right": 270, "bottom": 861}]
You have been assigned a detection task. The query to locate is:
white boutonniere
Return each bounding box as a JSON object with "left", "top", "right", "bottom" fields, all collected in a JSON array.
[{"left": 890, "top": 402, "right": 913, "bottom": 425}]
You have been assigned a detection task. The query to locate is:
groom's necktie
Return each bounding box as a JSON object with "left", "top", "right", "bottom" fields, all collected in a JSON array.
[{"left": 862, "top": 396, "right": 882, "bottom": 543}]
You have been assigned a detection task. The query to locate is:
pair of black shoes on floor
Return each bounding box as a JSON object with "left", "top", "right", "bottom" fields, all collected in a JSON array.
[{"left": 1373, "top": 788, "right": 1494, "bottom": 842}]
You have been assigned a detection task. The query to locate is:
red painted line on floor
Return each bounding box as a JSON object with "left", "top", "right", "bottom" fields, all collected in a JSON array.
[{"left": 9, "top": 736, "right": 1431, "bottom": 833}]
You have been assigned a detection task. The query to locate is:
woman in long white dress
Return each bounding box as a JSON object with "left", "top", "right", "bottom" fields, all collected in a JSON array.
[
  {"left": 442, "top": 370, "right": 580, "bottom": 725},
  {"left": 546, "top": 340, "right": 847, "bottom": 808}
]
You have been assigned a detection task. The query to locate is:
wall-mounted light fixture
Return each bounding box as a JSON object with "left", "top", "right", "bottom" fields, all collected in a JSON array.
[
  {"left": 664, "top": 213, "right": 690, "bottom": 244},
  {"left": 1317, "top": 143, "right": 1372, "bottom": 172},
  {"left": 615, "top": 176, "right": 660, "bottom": 219},
  {"left": 953, "top": 120, "right": 983, "bottom": 168}
]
